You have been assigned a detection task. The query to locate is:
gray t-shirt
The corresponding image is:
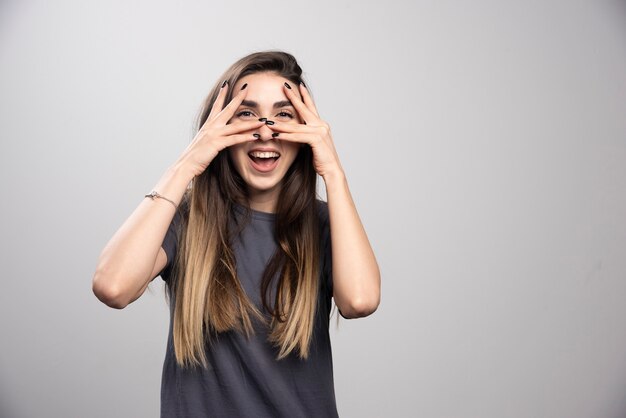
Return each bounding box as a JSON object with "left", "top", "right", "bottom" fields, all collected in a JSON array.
[{"left": 158, "top": 200, "right": 338, "bottom": 418}]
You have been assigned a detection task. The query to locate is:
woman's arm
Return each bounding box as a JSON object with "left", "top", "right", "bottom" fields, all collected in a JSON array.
[
  {"left": 92, "top": 83, "right": 263, "bottom": 309},
  {"left": 324, "top": 168, "right": 381, "bottom": 319},
  {"left": 92, "top": 162, "right": 194, "bottom": 309}
]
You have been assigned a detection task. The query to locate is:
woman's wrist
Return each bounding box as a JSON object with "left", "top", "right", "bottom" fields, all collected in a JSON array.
[
  {"left": 170, "top": 158, "right": 198, "bottom": 183},
  {"left": 149, "top": 161, "right": 195, "bottom": 208},
  {"left": 321, "top": 165, "right": 346, "bottom": 186}
]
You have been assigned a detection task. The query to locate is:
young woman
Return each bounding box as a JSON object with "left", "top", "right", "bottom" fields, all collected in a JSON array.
[{"left": 92, "top": 51, "right": 380, "bottom": 417}]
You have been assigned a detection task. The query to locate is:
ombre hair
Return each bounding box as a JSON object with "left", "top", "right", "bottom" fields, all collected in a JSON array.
[{"left": 166, "top": 51, "right": 321, "bottom": 369}]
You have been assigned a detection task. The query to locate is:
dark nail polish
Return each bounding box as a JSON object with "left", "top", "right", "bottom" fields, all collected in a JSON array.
[
  {"left": 265, "top": 120, "right": 275, "bottom": 125},
  {"left": 258, "top": 118, "right": 267, "bottom": 122},
  {"left": 221, "top": 80, "right": 228, "bottom": 88},
  {"left": 299, "top": 80, "right": 306, "bottom": 88},
  {"left": 284, "top": 82, "right": 291, "bottom": 90},
  {"left": 272, "top": 133, "right": 279, "bottom": 138},
  {"left": 240, "top": 83, "right": 247, "bottom": 90},
  {"left": 253, "top": 133, "right": 261, "bottom": 139}
]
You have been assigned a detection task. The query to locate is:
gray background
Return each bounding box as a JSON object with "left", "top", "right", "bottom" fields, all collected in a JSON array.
[{"left": 1, "top": 0, "right": 625, "bottom": 417}]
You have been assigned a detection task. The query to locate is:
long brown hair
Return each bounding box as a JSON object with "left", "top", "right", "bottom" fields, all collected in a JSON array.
[{"left": 166, "top": 51, "right": 321, "bottom": 369}]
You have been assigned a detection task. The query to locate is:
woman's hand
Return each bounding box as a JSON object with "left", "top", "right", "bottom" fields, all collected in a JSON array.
[
  {"left": 265, "top": 82, "right": 343, "bottom": 179},
  {"left": 178, "top": 83, "right": 265, "bottom": 178}
]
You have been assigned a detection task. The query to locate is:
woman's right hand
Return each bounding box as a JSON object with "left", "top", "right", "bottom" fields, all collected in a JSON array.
[{"left": 177, "top": 83, "right": 263, "bottom": 178}]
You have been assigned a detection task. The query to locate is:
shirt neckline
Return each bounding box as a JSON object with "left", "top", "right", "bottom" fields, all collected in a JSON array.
[{"left": 233, "top": 201, "right": 276, "bottom": 222}]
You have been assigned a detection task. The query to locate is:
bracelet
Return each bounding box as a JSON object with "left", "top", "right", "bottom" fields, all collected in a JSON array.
[{"left": 145, "top": 190, "right": 178, "bottom": 209}]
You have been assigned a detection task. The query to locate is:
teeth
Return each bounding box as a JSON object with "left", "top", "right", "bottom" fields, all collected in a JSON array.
[{"left": 249, "top": 151, "right": 280, "bottom": 159}]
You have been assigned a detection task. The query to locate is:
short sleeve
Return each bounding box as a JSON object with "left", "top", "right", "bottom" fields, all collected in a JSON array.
[
  {"left": 317, "top": 200, "right": 333, "bottom": 297},
  {"left": 160, "top": 201, "right": 186, "bottom": 282}
]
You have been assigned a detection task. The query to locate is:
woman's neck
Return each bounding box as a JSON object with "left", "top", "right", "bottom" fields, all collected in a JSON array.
[{"left": 246, "top": 189, "right": 279, "bottom": 214}]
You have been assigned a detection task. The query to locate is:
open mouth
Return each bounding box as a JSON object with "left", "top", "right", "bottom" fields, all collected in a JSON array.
[{"left": 248, "top": 151, "right": 280, "bottom": 172}]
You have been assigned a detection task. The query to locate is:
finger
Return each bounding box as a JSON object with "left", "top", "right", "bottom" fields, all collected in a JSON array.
[
  {"left": 221, "top": 119, "right": 265, "bottom": 136},
  {"left": 283, "top": 82, "right": 318, "bottom": 124},
  {"left": 220, "top": 133, "right": 259, "bottom": 149},
  {"left": 215, "top": 85, "right": 249, "bottom": 125},
  {"left": 266, "top": 132, "right": 315, "bottom": 145},
  {"left": 264, "top": 121, "right": 319, "bottom": 134},
  {"left": 299, "top": 82, "right": 320, "bottom": 118},
  {"left": 207, "top": 80, "right": 230, "bottom": 121}
]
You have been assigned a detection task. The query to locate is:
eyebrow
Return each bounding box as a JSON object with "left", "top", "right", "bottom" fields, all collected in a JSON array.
[{"left": 240, "top": 100, "right": 293, "bottom": 109}]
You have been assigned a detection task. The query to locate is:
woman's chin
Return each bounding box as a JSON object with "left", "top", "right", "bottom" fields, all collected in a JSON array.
[{"left": 244, "top": 177, "right": 282, "bottom": 195}]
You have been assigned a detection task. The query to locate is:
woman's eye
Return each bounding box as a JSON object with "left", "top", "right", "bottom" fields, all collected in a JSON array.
[
  {"left": 277, "top": 111, "right": 293, "bottom": 118},
  {"left": 237, "top": 110, "right": 255, "bottom": 118}
]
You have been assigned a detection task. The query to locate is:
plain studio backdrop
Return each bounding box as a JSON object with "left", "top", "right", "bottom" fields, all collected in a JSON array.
[{"left": 1, "top": 1, "right": 625, "bottom": 417}]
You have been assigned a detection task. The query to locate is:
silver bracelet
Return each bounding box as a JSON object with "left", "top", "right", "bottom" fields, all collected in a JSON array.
[{"left": 145, "top": 190, "right": 178, "bottom": 209}]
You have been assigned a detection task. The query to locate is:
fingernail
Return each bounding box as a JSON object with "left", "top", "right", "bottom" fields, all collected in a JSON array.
[
  {"left": 284, "top": 82, "right": 291, "bottom": 90},
  {"left": 221, "top": 80, "right": 228, "bottom": 88},
  {"left": 240, "top": 83, "right": 247, "bottom": 90},
  {"left": 258, "top": 118, "right": 267, "bottom": 122},
  {"left": 253, "top": 133, "right": 261, "bottom": 139},
  {"left": 272, "top": 133, "right": 279, "bottom": 138},
  {"left": 265, "top": 120, "right": 275, "bottom": 125},
  {"left": 299, "top": 80, "right": 306, "bottom": 88}
]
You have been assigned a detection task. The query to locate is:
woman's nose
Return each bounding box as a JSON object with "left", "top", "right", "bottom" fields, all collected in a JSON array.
[{"left": 256, "top": 122, "right": 275, "bottom": 141}]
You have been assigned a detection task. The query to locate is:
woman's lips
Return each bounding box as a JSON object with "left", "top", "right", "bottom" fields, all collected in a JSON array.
[{"left": 248, "top": 155, "right": 280, "bottom": 173}]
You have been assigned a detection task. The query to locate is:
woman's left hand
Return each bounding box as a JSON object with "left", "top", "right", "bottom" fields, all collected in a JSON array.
[{"left": 266, "top": 82, "right": 343, "bottom": 179}]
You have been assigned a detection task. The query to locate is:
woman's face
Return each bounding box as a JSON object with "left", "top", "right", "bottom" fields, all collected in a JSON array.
[{"left": 227, "top": 72, "right": 303, "bottom": 212}]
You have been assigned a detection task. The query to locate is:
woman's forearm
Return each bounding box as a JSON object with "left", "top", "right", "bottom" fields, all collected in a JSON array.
[
  {"left": 323, "top": 168, "right": 381, "bottom": 319},
  {"left": 92, "top": 160, "right": 194, "bottom": 309}
]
